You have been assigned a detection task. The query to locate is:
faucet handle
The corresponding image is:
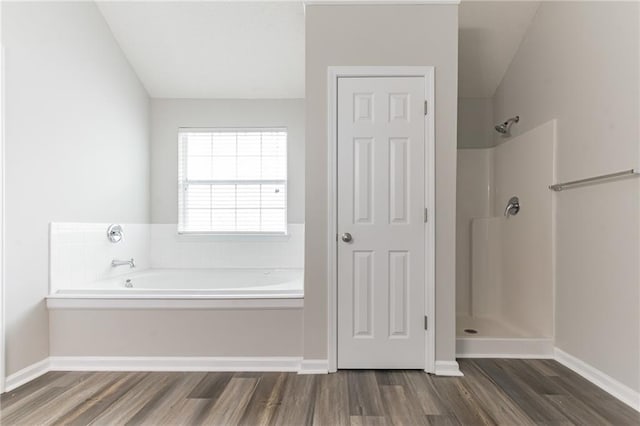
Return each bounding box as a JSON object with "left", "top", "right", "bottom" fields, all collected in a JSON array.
[{"left": 504, "top": 196, "right": 520, "bottom": 217}]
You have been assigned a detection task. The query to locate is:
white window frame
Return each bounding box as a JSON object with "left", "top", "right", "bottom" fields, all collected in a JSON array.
[{"left": 177, "top": 127, "right": 288, "bottom": 237}]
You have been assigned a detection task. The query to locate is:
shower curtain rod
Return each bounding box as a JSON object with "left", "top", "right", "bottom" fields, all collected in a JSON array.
[{"left": 549, "top": 168, "right": 639, "bottom": 191}]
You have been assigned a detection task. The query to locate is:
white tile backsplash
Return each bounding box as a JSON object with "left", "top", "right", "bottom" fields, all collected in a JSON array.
[
  {"left": 50, "top": 223, "right": 305, "bottom": 292},
  {"left": 149, "top": 224, "right": 305, "bottom": 269},
  {"left": 50, "top": 223, "right": 151, "bottom": 292}
]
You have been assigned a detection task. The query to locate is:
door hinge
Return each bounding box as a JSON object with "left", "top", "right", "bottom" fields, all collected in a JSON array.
[
  {"left": 424, "top": 208, "right": 428, "bottom": 223},
  {"left": 424, "top": 316, "right": 428, "bottom": 330},
  {"left": 424, "top": 100, "right": 428, "bottom": 116}
]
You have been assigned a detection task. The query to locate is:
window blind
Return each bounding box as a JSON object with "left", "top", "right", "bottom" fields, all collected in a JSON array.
[{"left": 178, "top": 129, "right": 287, "bottom": 234}]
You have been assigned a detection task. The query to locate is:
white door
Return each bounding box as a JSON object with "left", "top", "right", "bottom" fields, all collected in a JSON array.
[{"left": 337, "top": 76, "right": 426, "bottom": 369}]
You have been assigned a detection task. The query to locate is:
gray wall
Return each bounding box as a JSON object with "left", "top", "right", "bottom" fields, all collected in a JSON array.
[
  {"left": 150, "top": 99, "right": 305, "bottom": 224},
  {"left": 494, "top": 1, "right": 640, "bottom": 391},
  {"left": 457, "top": 97, "right": 494, "bottom": 149},
  {"left": 50, "top": 309, "right": 302, "bottom": 358},
  {"left": 304, "top": 4, "right": 459, "bottom": 363},
  {"left": 2, "top": 2, "right": 150, "bottom": 375}
]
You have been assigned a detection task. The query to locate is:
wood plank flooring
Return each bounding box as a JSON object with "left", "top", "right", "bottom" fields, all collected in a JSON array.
[{"left": 1, "top": 359, "right": 638, "bottom": 425}]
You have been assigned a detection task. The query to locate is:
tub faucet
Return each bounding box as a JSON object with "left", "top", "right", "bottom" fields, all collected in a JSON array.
[{"left": 111, "top": 258, "right": 135, "bottom": 268}]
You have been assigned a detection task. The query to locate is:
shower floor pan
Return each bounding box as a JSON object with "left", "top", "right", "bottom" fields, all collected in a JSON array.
[{"left": 456, "top": 315, "right": 553, "bottom": 359}]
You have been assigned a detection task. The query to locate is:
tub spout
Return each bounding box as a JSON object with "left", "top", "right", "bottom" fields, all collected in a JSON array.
[{"left": 112, "top": 258, "right": 135, "bottom": 268}]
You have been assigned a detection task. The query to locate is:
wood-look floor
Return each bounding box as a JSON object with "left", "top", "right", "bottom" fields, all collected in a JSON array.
[{"left": 1, "top": 359, "right": 638, "bottom": 425}]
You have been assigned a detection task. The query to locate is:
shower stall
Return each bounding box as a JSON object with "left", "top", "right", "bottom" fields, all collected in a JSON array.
[{"left": 456, "top": 118, "right": 556, "bottom": 357}]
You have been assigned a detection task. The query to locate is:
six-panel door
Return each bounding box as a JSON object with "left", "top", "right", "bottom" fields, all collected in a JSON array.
[{"left": 337, "top": 77, "right": 426, "bottom": 368}]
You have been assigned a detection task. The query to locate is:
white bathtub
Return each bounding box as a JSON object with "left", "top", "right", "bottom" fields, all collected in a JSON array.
[{"left": 47, "top": 268, "right": 304, "bottom": 310}]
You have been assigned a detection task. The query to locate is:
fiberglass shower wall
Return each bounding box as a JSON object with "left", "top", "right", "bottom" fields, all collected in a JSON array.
[{"left": 456, "top": 120, "right": 556, "bottom": 338}]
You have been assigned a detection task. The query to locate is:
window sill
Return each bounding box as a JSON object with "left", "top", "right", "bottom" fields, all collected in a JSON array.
[{"left": 175, "top": 231, "right": 291, "bottom": 243}]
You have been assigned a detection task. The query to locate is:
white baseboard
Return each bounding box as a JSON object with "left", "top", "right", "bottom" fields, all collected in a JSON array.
[
  {"left": 455, "top": 340, "right": 638, "bottom": 411},
  {"left": 298, "top": 359, "right": 329, "bottom": 374},
  {"left": 456, "top": 337, "right": 554, "bottom": 359},
  {"left": 5, "top": 358, "right": 50, "bottom": 392},
  {"left": 434, "top": 360, "right": 463, "bottom": 376},
  {"left": 3, "top": 356, "right": 329, "bottom": 392},
  {"left": 554, "top": 348, "right": 640, "bottom": 412},
  {"left": 48, "top": 356, "right": 303, "bottom": 373}
]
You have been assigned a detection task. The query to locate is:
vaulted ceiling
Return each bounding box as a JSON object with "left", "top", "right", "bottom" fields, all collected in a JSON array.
[
  {"left": 97, "top": 1, "right": 305, "bottom": 99},
  {"left": 458, "top": 1, "right": 540, "bottom": 98},
  {"left": 97, "top": 1, "right": 539, "bottom": 100}
]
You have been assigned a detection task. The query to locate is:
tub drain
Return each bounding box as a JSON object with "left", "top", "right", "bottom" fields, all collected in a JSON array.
[{"left": 464, "top": 328, "right": 478, "bottom": 334}]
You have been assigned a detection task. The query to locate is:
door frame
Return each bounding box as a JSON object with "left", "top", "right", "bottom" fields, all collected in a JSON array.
[
  {"left": 326, "top": 66, "right": 436, "bottom": 373},
  {"left": 0, "top": 2, "right": 6, "bottom": 392}
]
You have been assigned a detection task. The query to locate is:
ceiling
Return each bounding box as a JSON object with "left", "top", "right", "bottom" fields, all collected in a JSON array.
[
  {"left": 458, "top": 1, "right": 540, "bottom": 98},
  {"left": 97, "top": 1, "right": 305, "bottom": 99},
  {"left": 98, "top": 1, "right": 538, "bottom": 100}
]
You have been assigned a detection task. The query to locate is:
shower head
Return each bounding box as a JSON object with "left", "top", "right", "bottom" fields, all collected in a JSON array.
[
  {"left": 494, "top": 123, "right": 509, "bottom": 134},
  {"left": 494, "top": 116, "right": 520, "bottom": 135}
]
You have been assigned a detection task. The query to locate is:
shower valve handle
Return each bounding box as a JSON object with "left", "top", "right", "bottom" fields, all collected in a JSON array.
[{"left": 504, "top": 196, "right": 520, "bottom": 217}]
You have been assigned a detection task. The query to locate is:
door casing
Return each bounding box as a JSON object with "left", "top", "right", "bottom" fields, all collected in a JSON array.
[
  {"left": 0, "top": 20, "right": 6, "bottom": 392},
  {"left": 327, "top": 66, "right": 435, "bottom": 373}
]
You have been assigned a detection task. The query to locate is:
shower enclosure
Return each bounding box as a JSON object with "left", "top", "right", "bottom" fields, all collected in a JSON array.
[{"left": 456, "top": 119, "right": 556, "bottom": 357}]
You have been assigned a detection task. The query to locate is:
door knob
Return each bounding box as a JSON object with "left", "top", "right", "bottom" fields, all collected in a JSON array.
[{"left": 341, "top": 233, "right": 353, "bottom": 243}]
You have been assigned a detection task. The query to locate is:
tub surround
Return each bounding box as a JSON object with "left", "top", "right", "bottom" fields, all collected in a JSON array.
[
  {"left": 49, "top": 223, "right": 305, "bottom": 292},
  {"left": 50, "top": 223, "right": 151, "bottom": 293},
  {"left": 150, "top": 224, "right": 304, "bottom": 269}
]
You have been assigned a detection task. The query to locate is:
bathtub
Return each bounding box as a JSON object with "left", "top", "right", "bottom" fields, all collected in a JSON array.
[{"left": 47, "top": 268, "right": 304, "bottom": 310}]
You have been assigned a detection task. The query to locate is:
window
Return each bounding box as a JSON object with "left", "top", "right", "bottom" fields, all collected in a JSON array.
[{"left": 178, "top": 128, "right": 287, "bottom": 234}]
